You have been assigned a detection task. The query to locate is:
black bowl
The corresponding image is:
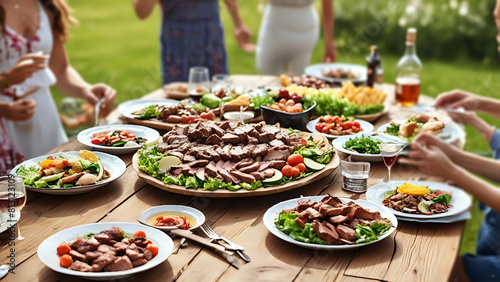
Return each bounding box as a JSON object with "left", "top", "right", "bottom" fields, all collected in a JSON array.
[{"left": 261, "top": 101, "right": 317, "bottom": 130}]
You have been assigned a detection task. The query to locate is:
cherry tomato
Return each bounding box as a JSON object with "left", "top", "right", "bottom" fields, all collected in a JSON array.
[
  {"left": 300, "top": 138, "right": 308, "bottom": 147},
  {"left": 295, "top": 163, "right": 307, "bottom": 173},
  {"left": 334, "top": 115, "right": 342, "bottom": 122},
  {"left": 281, "top": 165, "right": 293, "bottom": 177},
  {"left": 354, "top": 121, "right": 361, "bottom": 128},
  {"left": 341, "top": 121, "right": 353, "bottom": 130},
  {"left": 291, "top": 167, "right": 300, "bottom": 177},
  {"left": 351, "top": 125, "right": 359, "bottom": 132},
  {"left": 287, "top": 154, "right": 304, "bottom": 167},
  {"left": 315, "top": 123, "right": 324, "bottom": 132}
]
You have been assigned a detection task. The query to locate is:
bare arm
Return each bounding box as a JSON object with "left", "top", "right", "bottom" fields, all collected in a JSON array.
[
  {"left": 223, "top": 0, "right": 255, "bottom": 52},
  {"left": 453, "top": 150, "right": 500, "bottom": 183},
  {"left": 494, "top": 0, "right": 500, "bottom": 32},
  {"left": 449, "top": 165, "right": 500, "bottom": 213},
  {"left": 133, "top": 0, "right": 158, "bottom": 20},
  {"left": 321, "top": 0, "right": 336, "bottom": 62},
  {"left": 50, "top": 34, "right": 116, "bottom": 116}
]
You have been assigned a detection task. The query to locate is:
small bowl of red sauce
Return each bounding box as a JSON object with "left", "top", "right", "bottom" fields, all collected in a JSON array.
[{"left": 137, "top": 205, "right": 205, "bottom": 231}]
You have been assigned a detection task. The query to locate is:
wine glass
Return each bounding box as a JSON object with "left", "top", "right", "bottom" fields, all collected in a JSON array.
[
  {"left": 212, "top": 73, "right": 231, "bottom": 97},
  {"left": 380, "top": 142, "right": 406, "bottom": 182},
  {"left": 188, "top": 66, "right": 210, "bottom": 103},
  {"left": 0, "top": 176, "right": 27, "bottom": 240}
]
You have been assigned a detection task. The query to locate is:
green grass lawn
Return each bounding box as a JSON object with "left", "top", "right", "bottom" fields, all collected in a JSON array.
[{"left": 59, "top": 0, "right": 500, "bottom": 255}]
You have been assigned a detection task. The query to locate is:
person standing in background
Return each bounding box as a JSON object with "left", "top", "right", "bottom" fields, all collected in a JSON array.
[
  {"left": 256, "top": 0, "right": 336, "bottom": 75},
  {"left": 133, "top": 0, "right": 254, "bottom": 84},
  {"left": 0, "top": 0, "right": 116, "bottom": 159}
]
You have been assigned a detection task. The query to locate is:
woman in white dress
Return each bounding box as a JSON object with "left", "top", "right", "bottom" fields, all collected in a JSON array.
[
  {"left": 256, "top": 0, "right": 336, "bottom": 75},
  {"left": 0, "top": 0, "right": 116, "bottom": 158}
]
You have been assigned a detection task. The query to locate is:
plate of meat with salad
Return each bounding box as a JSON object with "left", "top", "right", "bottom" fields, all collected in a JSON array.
[
  {"left": 133, "top": 121, "right": 340, "bottom": 197},
  {"left": 12, "top": 150, "right": 126, "bottom": 195},
  {"left": 118, "top": 99, "right": 216, "bottom": 130},
  {"left": 263, "top": 195, "right": 397, "bottom": 250},
  {"left": 37, "top": 223, "right": 173, "bottom": 280},
  {"left": 366, "top": 181, "right": 472, "bottom": 219},
  {"left": 377, "top": 113, "right": 462, "bottom": 144},
  {"left": 77, "top": 124, "right": 160, "bottom": 154},
  {"left": 306, "top": 115, "right": 374, "bottom": 140}
]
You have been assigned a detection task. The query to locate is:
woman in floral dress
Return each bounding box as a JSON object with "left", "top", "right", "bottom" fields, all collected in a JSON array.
[{"left": 0, "top": 0, "right": 116, "bottom": 159}]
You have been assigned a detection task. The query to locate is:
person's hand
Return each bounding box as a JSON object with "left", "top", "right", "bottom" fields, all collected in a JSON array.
[
  {"left": 411, "top": 133, "right": 462, "bottom": 162},
  {"left": 234, "top": 25, "right": 256, "bottom": 53},
  {"left": 83, "top": 83, "right": 116, "bottom": 117},
  {"left": 434, "top": 89, "right": 480, "bottom": 111},
  {"left": 447, "top": 110, "right": 478, "bottom": 125},
  {"left": 399, "top": 141, "right": 458, "bottom": 177},
  {"left": 0, "top": 99, "right": 37, "bottom": 121},
  {"left": 323, "top": 40, "right": 337, "bottom": 62},
  {"left": 3, "top": 54, "right": 47, "bottom": 86}
]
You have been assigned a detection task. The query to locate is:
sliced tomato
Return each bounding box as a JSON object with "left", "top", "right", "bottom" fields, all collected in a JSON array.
[
  {"left": 325, "top": 115, "right": 334, "bottom": 123},
  {"left": 91, "top": 137, "right": 102, "bottom": 145},
  {"left": 354, "top": 121, "right": 361, "bottom": 128},
  {"left": 300, "top": 138, "right": 308, "bottom": 146},
  {"left": 315, "top": 122, "right": 324, "bottom": 132}
]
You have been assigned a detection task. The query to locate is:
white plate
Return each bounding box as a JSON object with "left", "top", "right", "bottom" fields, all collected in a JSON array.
[
  {"left": 377, "top": 122, "right": 461, "bottom": 144},
  {"left": 37, "top": 222, "right": 173, "bottom": 281},
  {"left": 263, "top": 196, "right": 397, "bottom": 250},
  {"left": 137, "top": 205, "right": 205, "bottom": 231},
  {"left": 11, "top": 151, "right": 126, "bottom": 195},
  {"left": 0, "top": 211, "right": 20, "bottom": 234},
  {"left": 306, "top": 118, "right": 374, "bottom": 140},
  {"left": 332, "top": 134, "right": 394, "bottom": 162},
  {"left": 304, "top": 63, "right": 367, "bottom": 84},
  {"left": 77, "top": 125, "right": 160, "bottom": 154},
  {"left": 366, "top": 181, "right": 472, "bottom": 219},
  {"left": 118, "top": 99, "right": 179, "bottom": 119}
]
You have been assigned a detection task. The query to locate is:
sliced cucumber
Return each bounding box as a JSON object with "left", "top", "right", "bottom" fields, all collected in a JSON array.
[
  {"left": 303, "top": 158, "right": 325, "bottom": 172},
  {"left": 159, "top": 156, "right": 181, "bottom": 173},
  {"left": 311, "top": 148, "right": 324, "bottom": 156},
  {"left": 262, "top": 169, "right": 283, "bottom": 185},
  {"left": 39, "top": 171, "right": 65, "bottom": 183}
]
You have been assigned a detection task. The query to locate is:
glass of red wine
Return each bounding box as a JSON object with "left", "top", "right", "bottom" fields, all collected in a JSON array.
[
  {"left": 188, "top": 66, "right": 210, "bottom": 103},
  {"left": 380, "top": 142, "right": 406, "bottom": 182},
  {"left": 0, "top": 176, "right": 27, "bottom": 240}
]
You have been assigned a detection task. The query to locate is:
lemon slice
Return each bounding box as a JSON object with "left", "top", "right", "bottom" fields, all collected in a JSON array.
[
  {"left": 79, "top": 150, "right": 99, "bottom": 162},
  {"left": 159, "top": 156, "right": 181, "bottom": 172}
]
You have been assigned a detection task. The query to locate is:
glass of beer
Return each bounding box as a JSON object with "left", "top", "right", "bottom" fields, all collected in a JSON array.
[
  {"left": 395, "top": 77, "right": 420, "bottom": 106},
  {"left": 188, "top": 66, "right": 210, "bottom": 103}
]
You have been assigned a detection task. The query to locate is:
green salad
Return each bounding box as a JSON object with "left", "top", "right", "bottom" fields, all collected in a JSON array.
[{"left": 343, "top": 135, "right": 381, "bottom": 154}]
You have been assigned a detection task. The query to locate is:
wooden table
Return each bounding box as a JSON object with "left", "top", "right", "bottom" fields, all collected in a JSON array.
[{"left": 1, "top": 75, "right": 466, "bottom": 281}]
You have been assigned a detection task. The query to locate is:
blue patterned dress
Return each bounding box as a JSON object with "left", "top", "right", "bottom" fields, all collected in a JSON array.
[{"left": 159, "top": 0, "right": 228, "bottom": 84}]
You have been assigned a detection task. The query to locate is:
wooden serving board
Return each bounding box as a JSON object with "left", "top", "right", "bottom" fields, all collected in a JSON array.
[{"left": 132, "top": 133, "right": 340, "bottom": 197}]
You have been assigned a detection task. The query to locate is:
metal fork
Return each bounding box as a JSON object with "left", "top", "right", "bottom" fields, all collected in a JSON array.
[{"left": 200, "top": 224, "right": 251, "bottom": 262}]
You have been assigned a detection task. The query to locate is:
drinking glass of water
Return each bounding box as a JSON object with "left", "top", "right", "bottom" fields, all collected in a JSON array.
[{"left": 341, "top": 160, "right": 370, "bottom": 193}]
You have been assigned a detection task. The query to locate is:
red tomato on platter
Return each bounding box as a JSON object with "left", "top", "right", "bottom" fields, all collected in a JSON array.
[
  {"left": 287, "top": 154, "right": 304, "bottom": 167},
  {"left": 281, "top": 165, "right": 293, "bottom": 177}
]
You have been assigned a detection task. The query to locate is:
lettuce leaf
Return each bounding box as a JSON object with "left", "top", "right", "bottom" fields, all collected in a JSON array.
[
  {"left": 275, "top": 213, "right": 326, "bottom": 244},
  {"left": 16, "top": 165, "right": 41, "bottom": 185}
]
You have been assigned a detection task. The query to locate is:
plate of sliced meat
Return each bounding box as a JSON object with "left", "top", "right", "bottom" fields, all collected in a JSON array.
[
  {"left": 263, "top": 195, "right": 397, "bottom": 250},
  {"left": 132, "top": 121, "right": 340, "bottom": 197},
  {"left": 37, "top": 222, "right": 173, "bottom": 280}
]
